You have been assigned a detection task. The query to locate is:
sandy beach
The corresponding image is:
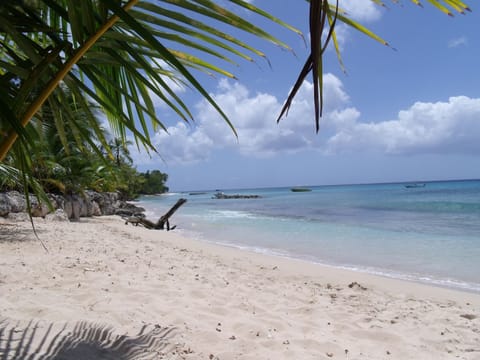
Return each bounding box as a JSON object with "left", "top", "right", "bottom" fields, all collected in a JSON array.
[{"left": 1, "top": 215, "right": 479, "bottom": 359}]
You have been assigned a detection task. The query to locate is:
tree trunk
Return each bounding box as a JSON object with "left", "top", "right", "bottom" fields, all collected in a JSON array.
[{"left": 136, "top": 198, "right": 187, "bottom": 230}]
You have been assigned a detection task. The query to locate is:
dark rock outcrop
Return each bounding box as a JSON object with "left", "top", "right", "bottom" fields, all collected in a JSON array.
[{"left": 212, "top": 192, "right": 261, "bottom": 199}]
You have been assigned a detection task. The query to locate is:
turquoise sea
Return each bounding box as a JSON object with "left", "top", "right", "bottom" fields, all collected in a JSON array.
[{"left": 137, "top": 179, "right": 480, "bottom": 293}]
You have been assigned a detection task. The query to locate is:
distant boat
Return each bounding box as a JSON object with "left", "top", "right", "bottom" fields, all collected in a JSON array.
[
  {"left": 290, "top": 187, "right": 312, "bottom": 192},
  {"left": 404, "top": 183, "right": 426, "bottom": 189}
]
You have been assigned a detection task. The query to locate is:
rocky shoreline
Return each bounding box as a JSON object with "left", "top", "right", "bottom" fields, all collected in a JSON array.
[{"left": 0, "top": 191, "right": 144, "bottom": 222}]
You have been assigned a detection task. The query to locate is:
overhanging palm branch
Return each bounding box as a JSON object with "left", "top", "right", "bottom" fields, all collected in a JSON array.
[
  {"left": 277, "top": 0, "right": 471, "bottom": 132},
  {"left": 0, "top": 0, "right": 301, "bottom": 163}
]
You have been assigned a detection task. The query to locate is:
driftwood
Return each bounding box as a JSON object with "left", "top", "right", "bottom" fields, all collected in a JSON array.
[{"left": 125, "top": 198, "right": 187, "bottom": 230}]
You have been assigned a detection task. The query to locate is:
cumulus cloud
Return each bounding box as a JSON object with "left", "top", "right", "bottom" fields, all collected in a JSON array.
[
  {"left": 136, "top": 74, "right": 480, "bottom": 165},
  {"left": 125, "top": 66, "right": 480, "bottom": 168},
  {"left": 340, "top": 0, "right": 383, "bottom": 22},
  {"left": 326, "top": 96, "right": 480, "bottom": 155},
  {"left": 322, "top": 0, "right": 384, "bottom": 53},
  {"left": 135, "top": 75, "right": 361, "bottom": 164}
]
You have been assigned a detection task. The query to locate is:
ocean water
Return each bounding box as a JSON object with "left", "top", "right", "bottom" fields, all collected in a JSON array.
[{"left": 137, "top": 179, "right": 480, "bottom": 293}]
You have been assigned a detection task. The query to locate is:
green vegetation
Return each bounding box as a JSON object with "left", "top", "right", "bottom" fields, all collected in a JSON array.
[
  {"left": 138, "top": 170, "right": 169, "bottom": 195},
  {"left": 0, "top": 86, "right": 168, "bottom": 200}
]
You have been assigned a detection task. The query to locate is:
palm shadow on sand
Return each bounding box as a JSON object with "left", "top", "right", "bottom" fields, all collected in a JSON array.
[{"left": 0, "top": 319, "right": 178, "bottom": 359}]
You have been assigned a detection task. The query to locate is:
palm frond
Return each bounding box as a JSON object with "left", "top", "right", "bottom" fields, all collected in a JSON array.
[{"left": 0, "top": 0, "right": 302, "bottom": 162}]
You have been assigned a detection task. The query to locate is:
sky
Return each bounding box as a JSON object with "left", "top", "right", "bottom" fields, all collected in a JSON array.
[{"left": 128, "top": 0, "right": 480, "bottom": 191}]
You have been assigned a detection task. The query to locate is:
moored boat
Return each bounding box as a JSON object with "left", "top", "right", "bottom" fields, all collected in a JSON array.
[{"left": 290, "top": 187, "right": 312, "bottom": 192}]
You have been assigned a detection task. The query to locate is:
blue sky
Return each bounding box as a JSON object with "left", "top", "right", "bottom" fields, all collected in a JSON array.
[{"left": 129, "top": 0, "right": 480, "bottom": 191}]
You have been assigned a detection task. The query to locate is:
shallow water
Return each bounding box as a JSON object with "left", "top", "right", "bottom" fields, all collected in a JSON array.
[{"left": 138, "top": 179, "right": 480, "bottom": 292}]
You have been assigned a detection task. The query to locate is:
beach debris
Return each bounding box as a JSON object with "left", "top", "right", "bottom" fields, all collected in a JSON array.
[
  {"left": 348, "top": 281, "right": 367, "bottom": 290},
  {"left": 229, "top": 335, "right": 236, "bottom": 340},
  {"left": 126, "top": 198, "right": 186, "bottom": 230},
  {"left": 326, "top": 352, "right": 334, "bottom": 357},
  {"left": 460, "top": 314, "right": 477, "bottom": 320},
  {"left": 283, "top": 340, "right": 290, "bottom": 345},
  {"left": 123, "top": 216, "right": 142, "bottom": 226}
]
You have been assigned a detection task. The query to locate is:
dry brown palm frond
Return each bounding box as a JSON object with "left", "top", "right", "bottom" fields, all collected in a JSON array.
[{"left": 277, "top": 0, "right": 339, "bottom": 133}]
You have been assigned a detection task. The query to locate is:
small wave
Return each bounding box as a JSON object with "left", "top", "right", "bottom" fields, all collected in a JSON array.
[
  {"left": 171, "top": 227, "right": 480, "bottom": 294},
  {"left": 164, "top": 192, "right": 182, "bottom": 196},
  {"left": 328, "top": 264, "right": 480, "bottom": 294},
  {"left": 208, "top": 210, "right": 256, "bottom": 220}
]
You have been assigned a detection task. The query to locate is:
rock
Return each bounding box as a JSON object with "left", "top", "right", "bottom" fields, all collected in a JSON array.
[
  {"left": 91, "top": 201, "right": 102, "bottom": 216},
  {"left": 212, "top": 192, "right": 261, "bottom": 199},
  {"left": 64, "top": 200, "right": 73, "bottom": 219},
  {"left": 88, "top": 191, "right": 119, "bottom": 215},
  {"left": 7, "top": 212, "right": 30, "bottom": 222},
  {"left": 71, "top": 198, "right": 81, "bottom": 221},
  {"left": 45, "top": 209, "right": 69, "bottom": 222},
  {"left": 30, "top": 204, "right": 50, "bottom": 217},
  {"left": 6, "top": 191, "right": 27, "bottom": 212},
  {"left": 0, "top": 190, "right": 143, "bottom": 220},
  {"left": 48, "top": 194, "right": 65, "bottom": 209},
  {"left": 64, "top": 194, "right": 82, "bottom": 221},
  {"left": 0, "top": 193, "right": 11, "bottom": 216}
]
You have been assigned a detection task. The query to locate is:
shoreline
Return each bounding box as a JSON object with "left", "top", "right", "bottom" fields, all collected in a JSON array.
[
  {"left": 174, "top": 226, "right": 480, "bottom": 296},
  {"left": 172, "top": 228, "right": 480, "bottom": 305},
  {"left": 1, "top": 216, "right": 479, "bottom": 359}
]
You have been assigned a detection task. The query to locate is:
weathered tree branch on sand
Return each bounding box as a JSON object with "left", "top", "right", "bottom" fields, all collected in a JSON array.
[{"left": 125, "top": 198, "right": 187, "bottom": 230}]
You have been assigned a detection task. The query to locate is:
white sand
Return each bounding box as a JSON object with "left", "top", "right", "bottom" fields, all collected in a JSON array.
[{"left": 1, "top": 216, "right": 479, "bottom": 359}]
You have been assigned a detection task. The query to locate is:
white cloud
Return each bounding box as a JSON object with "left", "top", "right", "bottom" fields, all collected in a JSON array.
[
  {"left": 340, "top": 0, "right": 383, "bottom": 22},
  {"left": 323, "top": 1, "right": 383, "bottom": 53},
  {"left": 327, "top": 96, "right": 480, "bottom": 155},
  {"left": 139, "top": 75, "right": 360, "bottom": 163},
  {"left": 123, "top": 77, "right": 480, "bottom": 166},
  {"left": 329, "top": 23, "right": 350, "bottom": 51}
]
